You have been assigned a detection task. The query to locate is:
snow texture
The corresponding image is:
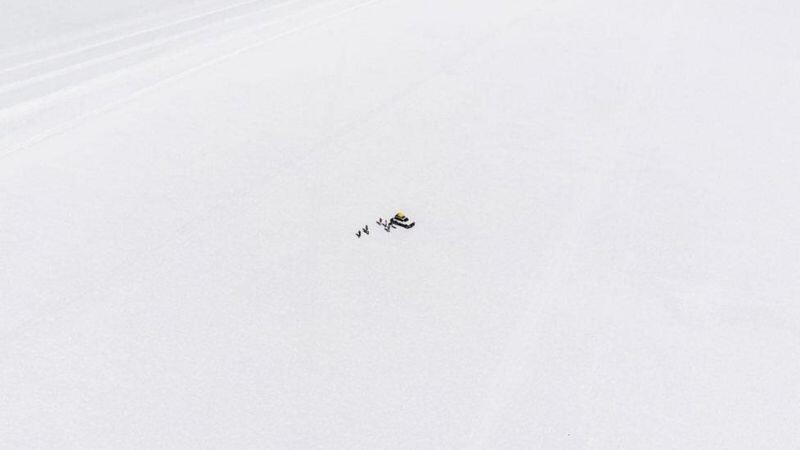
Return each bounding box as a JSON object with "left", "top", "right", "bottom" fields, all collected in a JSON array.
[{"left": 1, "top": 0, "right": 799, "bottom": 448}]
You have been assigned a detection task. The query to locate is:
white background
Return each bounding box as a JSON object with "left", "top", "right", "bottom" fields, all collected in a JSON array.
[{"left": 1, "top": 0, "right": 799, "bottom": 447}]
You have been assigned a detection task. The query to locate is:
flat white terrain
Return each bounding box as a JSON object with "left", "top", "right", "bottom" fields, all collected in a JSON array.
[{"left": 1, "top": 0, "right": 799, "bottom": 448}]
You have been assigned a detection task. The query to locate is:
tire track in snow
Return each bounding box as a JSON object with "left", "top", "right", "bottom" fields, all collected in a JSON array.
[
  {"left": 0, "top": 0, "right": 366, "bottom": 156},
  {"left": 0, "top": 0, "right": 316, "bottom": 102},
  {"left": 0, "top": 0, "right": 290, "bottom": 74},
  {"left": 0, "top": 0, "right": 240, "bottom": 63}
]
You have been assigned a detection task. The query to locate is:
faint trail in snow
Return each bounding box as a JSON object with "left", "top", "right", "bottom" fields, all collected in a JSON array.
[
  {"left": 0, "top": 0, "right": 292, "bottom": 75},
  {"left": 0, "top": 0, "right": 236, "bottom": 63},
  {"left": 0, "top": 0, "right": 309, "bottom": 92},
  {"left": 0, "top": 0, "right": 370, "bottom": 158},
  {"left": 0, "top": 0, "right": 335, "bottom": 103},
  {"left": 0, "top": 0, "right": 346, "bottom": 113}
]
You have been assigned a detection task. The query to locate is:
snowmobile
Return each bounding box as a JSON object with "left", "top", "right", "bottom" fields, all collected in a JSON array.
[{"left": 389, "top": 212, "right": 415, "bottom": 229}]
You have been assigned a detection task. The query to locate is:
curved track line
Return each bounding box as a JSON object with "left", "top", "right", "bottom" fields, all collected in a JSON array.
[
  {"left": 0, "top": 0, "right": 297, "bottom": 75},
  {"left": 0, "top": 0, "right": 333, "bottom": 99},
  {"left": 0, "top": 0, "right": 237, "bottom": 61},
  {"left": 0, "top": 0, "right": 383, "bottom": 160},
  {"left": 0, "top": 0, "right": 348, "bottom": 114}
]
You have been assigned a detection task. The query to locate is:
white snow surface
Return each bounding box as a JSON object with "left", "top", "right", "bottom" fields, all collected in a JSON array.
[{"left": 2, "top": 0, "right": 799, "bottom": 448}]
